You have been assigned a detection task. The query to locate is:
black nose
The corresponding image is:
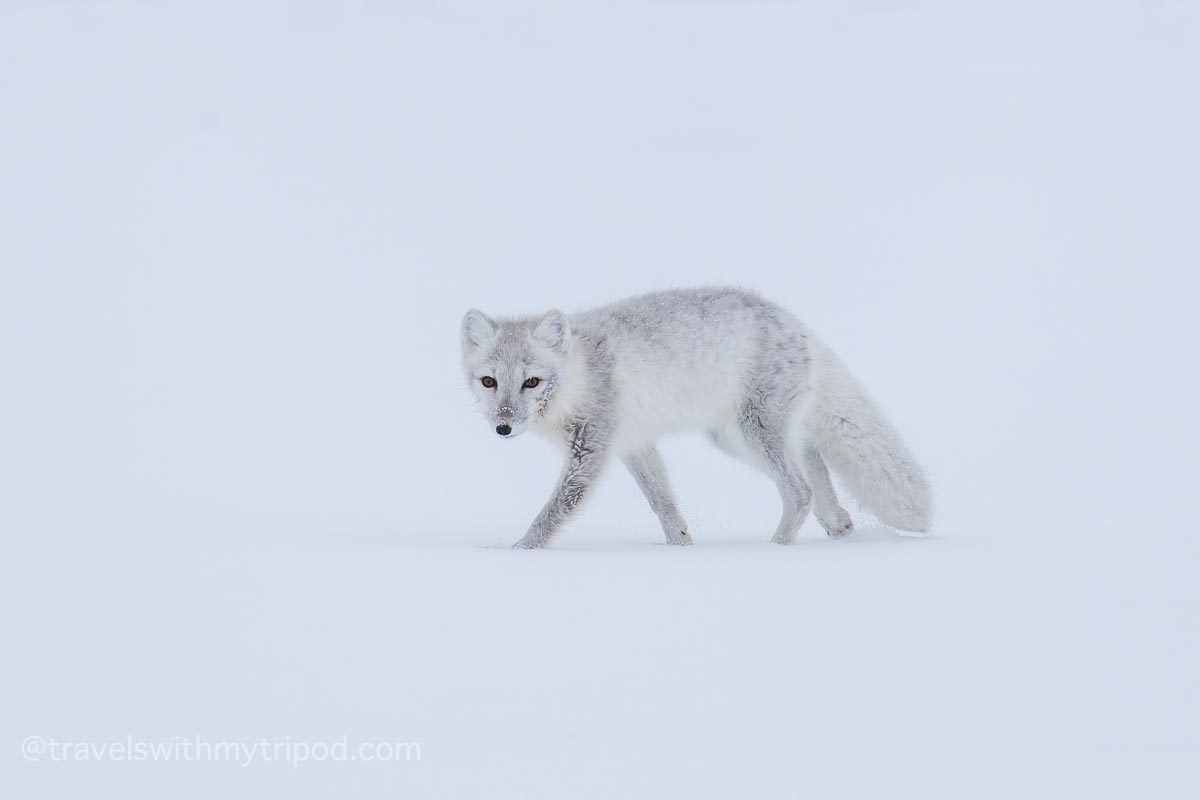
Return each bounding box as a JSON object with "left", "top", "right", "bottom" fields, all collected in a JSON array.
[{"left": 495, "top": 424, "right": 512, "bottom": 436}]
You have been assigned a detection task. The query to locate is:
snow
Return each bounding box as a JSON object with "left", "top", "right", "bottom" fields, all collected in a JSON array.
[{"left": 2, "top": 2, "right": 1197, "bottom": 798}]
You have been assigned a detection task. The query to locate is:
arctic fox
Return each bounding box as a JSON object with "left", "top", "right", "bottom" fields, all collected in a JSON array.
[{"left": 461, "top": 287, "right": 932, "bottom": 549}]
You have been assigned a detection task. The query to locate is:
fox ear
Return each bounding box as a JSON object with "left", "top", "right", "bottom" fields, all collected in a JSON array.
[
  {"left": 462, "top": 309, "right": 497, "bottom": 350},
  {"left": 533, "top": 309, "right": 571, "bottom": 354}
]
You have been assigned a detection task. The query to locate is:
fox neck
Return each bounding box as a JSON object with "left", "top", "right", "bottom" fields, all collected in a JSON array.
[{"left": 534, "top": 338, "right": 590, "bottom": 432}]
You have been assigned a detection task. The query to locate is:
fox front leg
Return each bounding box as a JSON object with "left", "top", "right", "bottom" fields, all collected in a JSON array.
[
  {"left": 622, "top": 446, "right": 691, "bottom": 545},
  {"left": 513, "top": 419, "right": 609, "bottom": 549}
]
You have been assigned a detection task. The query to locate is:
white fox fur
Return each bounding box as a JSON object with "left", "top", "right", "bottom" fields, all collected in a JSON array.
[{"left": 461, "top": 287, "right": 932, "bottom": 548}]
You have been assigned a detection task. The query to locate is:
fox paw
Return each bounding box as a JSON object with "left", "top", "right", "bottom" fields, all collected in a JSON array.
[
  {"left": 669, "top": 529, "right": 693, "bottom": 546},
  {"left": 819, "top": 509, "right": 854, "bottom": 538},
  {"left": 511, "top": 537, "right": 545, "bottom": 550},
  {"left": 663, "top": 522, "right": 692, "bottom": 546}
]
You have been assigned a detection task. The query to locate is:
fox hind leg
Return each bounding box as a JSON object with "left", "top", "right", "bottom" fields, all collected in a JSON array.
[
  {"left": 801, "top": 446, "right": 854, "bottom": 537},
  {"left": 733, "top": 406, "right": 813, "bottom": 546}
]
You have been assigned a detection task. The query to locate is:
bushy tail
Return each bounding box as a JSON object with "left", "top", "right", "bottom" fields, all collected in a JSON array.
[{"left": 802, "top": 345, "right": 933, "bottom": 532}]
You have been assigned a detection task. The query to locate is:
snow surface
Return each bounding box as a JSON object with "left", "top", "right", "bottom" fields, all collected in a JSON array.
[{"left": 2, "top": 2, "right": 1198, "bottom": 798}]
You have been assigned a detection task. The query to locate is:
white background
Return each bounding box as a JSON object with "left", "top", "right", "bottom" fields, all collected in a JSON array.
[{"left": 2, "top": 2, "right": 1197, "bottom": 797}]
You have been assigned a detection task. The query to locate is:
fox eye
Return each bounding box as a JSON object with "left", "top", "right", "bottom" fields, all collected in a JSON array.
[
  {"left": 522, "top": 377, "right": 540, "bottom": 389},
  {"left": 480, "top": 376, "right": 497, "bottom": 389}
]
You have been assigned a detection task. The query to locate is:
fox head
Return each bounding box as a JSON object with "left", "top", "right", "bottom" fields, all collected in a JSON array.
[{"left": 461, "top": 308, "right": 572, "bottom": 438}]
